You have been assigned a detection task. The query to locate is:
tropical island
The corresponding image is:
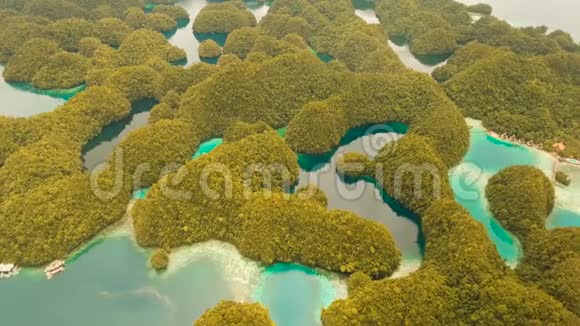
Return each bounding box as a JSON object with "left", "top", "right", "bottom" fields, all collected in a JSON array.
[{"left": 0, "top": 0, "right": 578, "bottom": 325}]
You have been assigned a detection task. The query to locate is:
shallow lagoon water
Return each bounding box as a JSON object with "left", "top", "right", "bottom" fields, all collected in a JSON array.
[
  {"left": 82, "top": 99, "right": 156, "bottom": 171},
  {"left": 353, "top": 0, "right": 380, "bottom": 24},
  {"left": 132, "top": 124, "right": 421, "bottom": 324},
  {"left": 459, "top": 0, "right": 580, "bottom": 40},
  {"left": 4, "top": 117, "right": 577, "bottom": 325},
  {"left": 0, "top": 213, "right": 345, "bottom": 326},
  {"left": 0, "top": 65, "right": 84, "bottom": 117},
  {"left": 449, "top": 119, "right": 579, "bottom": 264},
  {"left": 0, "top": 236, "right": 236, "bottom": 326},
  {"left": 350, "top": 1, "right": 449, "bottom": 74},
  {"left": 294, "top": 123, "right": 423, "bottom": 263},
  {"left": 187, "top": 123, "right": 423, "bottom": 262},
  {"left": 253, "top": 264, "right": 346, "bottom": 326},
  {"left": 168, "top": 0, "right": 271, "bottom": 66},
  {"left": 388, "top": 37, "right": 449, "bottom": 74}
]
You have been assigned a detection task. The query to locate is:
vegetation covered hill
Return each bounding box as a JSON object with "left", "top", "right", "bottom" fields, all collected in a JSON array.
[
  {"left": 487, "top": 166, "right": 580, "bottom": 315},
  {"left": 192, "top": 0, "right": 257, "bottom": 34},
  {"left": 322, "top": 199, "right": 577, "bottom": 324},
  {"left": 374, "top": 0, "right": 577, "bottom": 57},
  {"left": 196, "top": 301, "right": 274, "bottom": 326},
  {"left": 434, "top": 42, "right": 580, "bottom": 158}
]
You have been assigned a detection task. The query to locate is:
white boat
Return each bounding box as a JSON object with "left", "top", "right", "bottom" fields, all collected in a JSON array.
[
  {"left": 44, "top": 260, "right": 65, "bottom": 280},
  {"left": 564, "top": 158, "right": 580, "bottom": 165},
  {"left": 0, "top": 263, "right": 20, "bottom": 279}
]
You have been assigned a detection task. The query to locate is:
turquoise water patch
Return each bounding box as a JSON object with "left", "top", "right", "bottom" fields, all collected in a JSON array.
[
  {"left": 133, "top": 187, "right": 151, "bottom": 200},
  {"left": 144, "top": 3, "right": 156, "bottom": 12},
  {"left": 352, "top": 0, "right": 375, "bottom": 10},
  {"left": 192, "top": 138, "right": 224, "bottom": 159},
  {"left": 0, "top": 236, "right": 234, "bottom": 326},
  {"left": 463, "top": 129, "right": 537, "bottom": 173},
  {"left": 6, "top": 82, "right": 85, "bottom": 100},
  {"left": 352, "top": 0, "right": 379, "bottom": 24},
  {"left": 298, "top": 122, "right": 408, "bottom": 172},
  {"left": 387, "top": 36, "right": 449, "bottom": 73},
  {"left": 0, "top": 65, "right": 83, "bottom": 117},
  {"left": 316, "top": 53, "right": 334, "bottom": 63},
  {"left": 276, "top": 126, "right": 287, "bottom": 138},
  {"left": 200, "top": 56, "right": 220, "bottom": 65},
  {"left": 253, "top": 263, "right": 344, "bottom": 326},
  {"left": 449, "top": 121, "right": 558, "bottom": 264},
  {"left": 547, "top": 207, "right": 580, "bottom": 229},
  {"left": 194, "top": 32, "right": 228, "bottom": 47},
  {"left": 307, "top": 47, "right": 334, "bottom": 63}
]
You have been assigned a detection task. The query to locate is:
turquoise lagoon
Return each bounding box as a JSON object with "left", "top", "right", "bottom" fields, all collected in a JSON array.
[
  {"left": 3, "top": 117, "right": 578, "bottom": 325},
  {"left": 0, "top": 65, "right": 84, "bottom": 117},
  {"left": 450, "top": 119, "right": 579, "bottom": 264}
]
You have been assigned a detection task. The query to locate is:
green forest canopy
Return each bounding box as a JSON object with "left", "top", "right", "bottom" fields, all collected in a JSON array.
[{"left": 0, "top": 0, "right": 577, "bottom": 324}]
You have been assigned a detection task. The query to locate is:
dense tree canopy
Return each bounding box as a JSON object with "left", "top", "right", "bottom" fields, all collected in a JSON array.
[
  {"left": 152, "top": 4, "right": 189, "bottom": 21},
  {"left": 323, "top": 199, "right": 576, "bottom": 324},
  {"left": 410, "top": 27, "right": 457, "bottom": 55},
  {"left": 555, "top": 171, "right": 571, "bottom": 186},
  {"left": 222, "top": 27, "right": 265, "bottom": 59},
  {"left": 198, "top": 39, "right": 221, "bottom": 58},
  {"left": 486, "top": 166, "right": 554, "bottom": 237},
  {"left": 95, "top": 17, "right": 132, "bottom": 47},
  {"left": 113, "top": 119, "right": 200, "bottom": 188},
  {"left": 32, "top": 51, "right": 89, "bottom": 89},
  {"left": 195, "top": 301, "right": 274, "bottom": 326},
  {"left": 223, "top": 120, "right": 273, "bottom": 143},
  {"left": 434, "top": 42, "right": 580, "bottom": 158},
  {"left": 466, "top": 3, "right": 492, "bottom": 15},
  {"left": 236, "top": 192, "right": 401, "bottom": 277},
  {"left": 125, "top": 7, "right": 176, "bottom": 33},
  {"left": 285, "top": 71, "right": 469, "bottom": 168},
  {"left": 117, "top": 28, "right": 186, "bottom": 66},
  {"left": 0, "top": 1, "right": 578, "bottom": 323},
  {"left": 295, "top": 184, "right": 328, "bottom": 208},
  {"left": 286, "top": 101, "right": 348, "bottom": 154},
  {"left": 217, "top": 53, "right": 241, "bottom": 66},
  {"left": 3, "top": 38, "right": 60, "bottom": 82},
  {"left": 150, "top": 249, "right": 169, "bottom": 271},
  {"left": 336, "top": 152, "right": 372, "bottom": 179},
  {"left": 78, "top": 36, "right": 103, "bottom": 57},
  {"left": 486, "top": 166, "right": 580, "bottom": 315},
  {"left": 178, "top": 51, "right": 341, "bottom": 136},
  {"left": 0, "top": 170, "right": 131, "bottom": 266},
  {"left": 0, "top": 135, "right": 81, "bottom": 201},
  {"left": 192, "top": 0, "right": 257, "bottom": 34}
]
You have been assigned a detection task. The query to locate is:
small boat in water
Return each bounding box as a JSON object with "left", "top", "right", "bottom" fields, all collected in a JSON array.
[
  {"left": 563, "top": 158, "right": 580, "bottom": 166},
  {"left": 44, "top": 260, "right": 65, "bottom": 280},
  {"left": 0, "top": 263, "right": 20, "bottom": 279}
]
